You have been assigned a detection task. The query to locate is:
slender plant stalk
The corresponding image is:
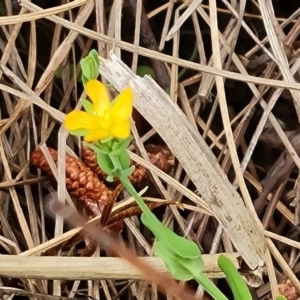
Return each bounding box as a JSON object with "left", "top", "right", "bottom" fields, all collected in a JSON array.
[{"left": 194, "top": 273, "right": 229, "bottom": 300}]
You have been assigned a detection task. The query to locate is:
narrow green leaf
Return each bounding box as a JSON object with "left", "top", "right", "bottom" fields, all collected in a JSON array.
[
  {"left": 217, "top": 254, "right": 252, "bottom": 300},
  {"left": 120, "top": 166, "right": 134, "bottom": 178},
  {"left": 80, "top": 59, "right": 91, "bottom": 81},
  {"left": 79, "top": 98, "right": 94, "bottom": 114},
  {"left": 69, "top": 129, "right": 90, "bottom": 137},
  {"left": 89, "top": 49, "right": 100, "bottom": 65},
  {"left": 89, "top": 49, "right": 100, "bottom": 78},
  {"left": 276, "top": 296, "right": 287, "bottom": 300},
  {"left": 104, "top": 83, "right": 114, "bottom": 88},
  {"left": 98, "top": 136, "right": 113, "bottom": 145},
  {"left": 81, "top": 75, "right": 88, "bottom": 86},
  {"left": 194, "top": 273, "right": 229, "bottom": 300},
  {"left": 83, "top": 142, "right": 103, "bottom": 153},
  {"left": 111, "top": 136, "right": 132, "bottom": 155},
  {"left": 110, "top": 136, "right": 132, "bottom": 155},
  {"left": 110, "top": 144, "right": 127, "bottom": 156},
  {"left": 91, "top": 141, "right": 111, "bottom": 154}
]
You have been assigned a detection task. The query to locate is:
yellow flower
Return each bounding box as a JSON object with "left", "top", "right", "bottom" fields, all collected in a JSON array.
[{"left": 64, "top": 80, "right": 133, "bottom": 142}]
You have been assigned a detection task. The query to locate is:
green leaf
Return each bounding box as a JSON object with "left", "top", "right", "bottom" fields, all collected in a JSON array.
[
  {"left": 120, "top": 166, "right": 134, "bottom": 178},
  {"left": 111, "top": 137, "right": 128, "bottom": 150},
  {"left": 80, "top": 50, "right": 100, "bottom": 82},
  {"left": 69, "top": 129, "right": 90, "bottom": 137},
  {"left": 136, "top": 66, "right": 156, "bottom": 79},
  {"left": 141, "top": 212, "right": 201, "bottom": 260},
  {"left": 110, "top": 136, "right": 132, "bottom": 156},
  {"left": 154, "top": 240, "right": 202, "bottom": 281},
  {"left": 217, "top": 254, "right": 252, "bottom": 300},
  {"left": 81, "top": 75, "right": 88, "bottom": 87},
  {"left": 79, "top": 98, "right": 94, "bottom": 114},
  {"left": 91, "top": 141, "right": 112, "bottom": 154},
  {"left": 83, "top": 142, "right": 104, "bottom": 153},
  {"left": 106, "top": 174, "right": 115, "bottom": 182},
  {"left": 89, "top": 49, "right": 99, "bottom": 63},
  {"left": 89, "top": 49, "right": 100, "bottom": 77},
  {"left": 95, "top": 147, "right": 110, "bottom": 155},
  {"left": 96, "top": 151, "right": 114, "bottom": 175},
  {"left": 154, "top": 241, "right": 229, "bottom": 300},
  {"left": 99, "top": 137, "right": 113, "bottom": 145},
  {"left": 80, "top": 59, "right": 91, "bottom": 81},
  {"left": 104, "top": 83, "right": 114, "bottom": 88},
  {"left": 276, "top": 296, "right": 287, "bottom": 300},
  {"left": 194, "top": 273, "right": 229, "bottom": 300},
  {"left": 118, "top": 151, "right": 131, "bottom": 170}
]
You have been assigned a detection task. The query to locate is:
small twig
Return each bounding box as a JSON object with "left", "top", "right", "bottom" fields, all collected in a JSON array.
[
  {"left": 256, "top": 128, "right": 300, "bottom": 214},
  {"left": 128, "top": 0, "right": 170, "bottom": 90},
  {"left": 0, "top": 287, "right": 84, "bottom": 300}
]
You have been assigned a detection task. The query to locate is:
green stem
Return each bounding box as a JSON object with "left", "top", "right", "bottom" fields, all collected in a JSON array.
[
  {"left": 116, "top": 157, "right": 228, "bottom": 300},
  {"left": 194, "top": 273, "right": 229, "bottom": 300},
  {"left": 109, "top": 154, "right": 122, "bottom": 171},
  {"left": 120, "top": 173, "right": 172, "bottom": 242},
  {"left": 217, "top": 254, "right": 252, "bottom": 300},
  {"left": 119, "top": 176, "right": 229, "bottom": 300},
  {"left": 119, "top": 175, "right": 154, "bottom": 217},
  {"left": 109, "top": 153, "right": 156, "bottom": 220}
]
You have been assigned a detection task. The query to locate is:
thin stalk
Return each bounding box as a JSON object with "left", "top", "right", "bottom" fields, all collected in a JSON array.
[
  {"left": 194, "top": 273, "right": 229, "bottom": 300},
  {"left": 119, "top": 176, "right": 155, "bottom": 217}
]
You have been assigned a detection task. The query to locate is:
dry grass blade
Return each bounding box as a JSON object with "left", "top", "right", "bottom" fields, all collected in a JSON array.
[
  {"left": 0, "top": 0, "right": 89, "bottom": 25},
  {"left": 165, "top": 0, "right": 203, "bottom": 41},
  {"left": 0, "top": 253, "right": 240, "bottom": 280},
  {"left": 0, "top": 287, "right": 75, "bottom": 300},
  {"left": 208, "top": 0, "right": 253, "bottom": 210},
  {"left": 34, "top": 0, "right": 94, "bottom": 95},
  {"left": 0, "top": 66, "right": 64, "bottom": 122},
  {"left": 258, "top": 0, "right": 300, "bottom": 122},
  {"left": 16, "top": 0, "right": 300, "bottom": 91},
  {"left": 99, "top": 53, "right": 266, "bottom": 270},
  {"left": 129, "top": 151, "right": 211, "bottom": 212},
  {"left": 0, "top": 138, "right": 34, "bottom": 249}
]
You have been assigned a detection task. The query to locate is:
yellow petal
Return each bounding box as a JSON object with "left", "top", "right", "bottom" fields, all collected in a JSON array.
[
  {"left": 110, "top": 120, "right": 131, "bottom": 139},
  {"left": 84, "top": 129, "right": 111, "bottom": 142},
  {"left": 111, "top": 87, "right": 133, "bottom": 121},
  {"left": 85, "top": 80, "right": 110, "bottom": 113},
  {"left": 98, "top": 117, "right": 112, "bottom": 129},
  {"left": 64, "top": 111, "right": 98, "bottom": 131}
]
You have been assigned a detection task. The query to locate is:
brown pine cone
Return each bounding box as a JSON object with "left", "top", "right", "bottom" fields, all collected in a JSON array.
[
  {"left": 30, "top": 148, "right": 113, "bottom": 216},
  {"left": 80, "top": 146, "right": 109, "bottom": 180},
  {"left": 81, "top": 146, "right": 147, "bottom": 184},
  {"left": 277, "top": 279, "right": 299, "bottom": 300},
  {"left": 144, "top": 144, "right": 175, "bottom": 173},
  {"left": 81, "top": 144, "right": 174, "bottom": 184}
]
